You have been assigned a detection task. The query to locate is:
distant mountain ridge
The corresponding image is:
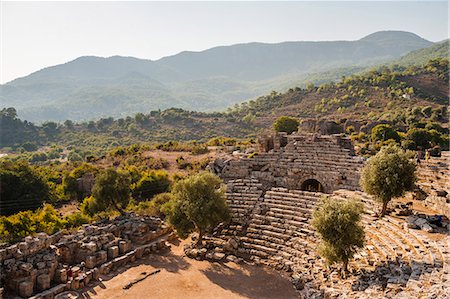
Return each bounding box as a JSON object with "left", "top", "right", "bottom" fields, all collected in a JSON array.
[{"left": 0, "top": 31, "right": 435, "bottom": 122}]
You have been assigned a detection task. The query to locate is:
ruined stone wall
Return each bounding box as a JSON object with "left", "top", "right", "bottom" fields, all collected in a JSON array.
[
  {"left": 0, "top": 215, "right": 171, "bottom": 298},
  {"left": 218, "top": 134, "right": 364, "bottom": 193}
]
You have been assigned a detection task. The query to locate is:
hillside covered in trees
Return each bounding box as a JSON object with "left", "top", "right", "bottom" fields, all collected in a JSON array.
[
  {"left": 1, "top": 58, "right": 448, "bottom": 157},
  {"left": 0, "top": 31, "right": 435, "bottom": 122}
]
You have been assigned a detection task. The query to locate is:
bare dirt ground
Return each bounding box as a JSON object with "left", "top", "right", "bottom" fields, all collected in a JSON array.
[{"left": 82, "top": 240, "right": 297, "bottom": 299}]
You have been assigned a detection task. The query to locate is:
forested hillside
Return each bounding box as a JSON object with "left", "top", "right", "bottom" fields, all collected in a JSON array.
[
  {"left": 1, "top": 58, "right": 448, "bottom": 159},
  {"left": 0, "top": 31, "right": 434, "bottom": 122}
]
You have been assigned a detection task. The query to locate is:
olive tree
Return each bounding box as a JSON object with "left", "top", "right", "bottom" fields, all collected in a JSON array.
[
  {"left": 371, "top": 124, "right": 400, "bottom": 142},
  {"left": 89, "top": 168, "right": 131, "bottom": 215},
  {"left": 273, "top": 116, "right": 300, "bottom": 135},
  {"left": 311, "top": 197, "right": 365, "bottom": 276},
  {"left": 162, "top": 172, "right": 230, "bottom": 245},
  {"left": 360, "top": 146, "right": 416, "bottom": 216}
]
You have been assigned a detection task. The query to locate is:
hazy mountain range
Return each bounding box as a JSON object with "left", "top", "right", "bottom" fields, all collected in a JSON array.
[{"left": 0, "top": 30, "right": 443, "bottom": 122}]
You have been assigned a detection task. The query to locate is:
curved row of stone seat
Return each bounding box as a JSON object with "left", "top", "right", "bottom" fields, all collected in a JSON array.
[
  {"left": 416, "top": 155, "right": 450, "bottom": 193},
  {"left": 231, "top": 188, "right": 321, "bottom": 265},
  {"left": 219, "top": 185, "right": 450, "bottom": 297}
]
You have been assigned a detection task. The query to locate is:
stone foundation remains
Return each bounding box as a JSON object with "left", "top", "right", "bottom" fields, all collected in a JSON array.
[{"left": 0, "top": 215, "right": 172, "bottom": 298}]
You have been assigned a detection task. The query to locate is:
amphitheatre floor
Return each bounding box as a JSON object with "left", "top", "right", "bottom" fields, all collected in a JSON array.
[{"left": 83, "top": 239, "right": 297, "bottom": 299}]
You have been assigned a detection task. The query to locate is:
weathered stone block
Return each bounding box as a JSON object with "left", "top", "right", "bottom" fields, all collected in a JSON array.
[
  {"left": 71, "top": 266, "right": 80, "bottom": 278},
  {"left": 135, "top": 246, "right": 144, "bottom": 259},
  {"left": 55, "top": 268, "right": 67, "bottom": 283},
  {"left": 92, "top": 268, "right": 100, "bottom": 281},
  {"left": 84, "top": 241, "right": 97, "bottom": 253},
  {"left": 85, "top": 255, "right": 96, "bottom": 269},
  {"left": 107, "top": 246, "right": 119, "bottom": 259},
  {"left": 96, "top": 250, "right": 107, "bottom": 265},
  {"left": 99, "top": 262, "right": 112, "bottom": 275},
  {"left": 71, "top": 277, "right": 80, "bottom": 290},
  {"left": 118, "top": 240, "right": 130, "bottom": 254},
  {"left": 18, "top": 280, "right": 34, "bottom": 298},
  {"left": 36, "top": 274, "right": 51, "bottom": 291}
]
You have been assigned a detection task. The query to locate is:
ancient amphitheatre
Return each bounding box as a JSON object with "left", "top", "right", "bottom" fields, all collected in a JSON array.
[{"left": 0, "top": 132, "right": 449, "bottom": 299}]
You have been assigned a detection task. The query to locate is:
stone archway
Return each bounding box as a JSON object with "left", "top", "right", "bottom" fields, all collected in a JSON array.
[{"left": 301, "top": 179, "right": 324, "bottom": 193}]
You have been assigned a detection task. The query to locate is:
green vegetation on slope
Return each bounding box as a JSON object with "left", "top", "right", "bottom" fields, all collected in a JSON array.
[{"left": 0, "top": 31, "right": 433, "bottom": 122}]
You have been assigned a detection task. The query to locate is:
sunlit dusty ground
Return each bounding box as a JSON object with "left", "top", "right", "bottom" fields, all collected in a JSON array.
[{"left": 82, "top": 239, "right": 297, "bottom": 299}]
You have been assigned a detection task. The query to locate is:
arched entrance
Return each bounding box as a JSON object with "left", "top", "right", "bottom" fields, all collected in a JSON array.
[{"left": 301, "top": 179, "right": 324, "bottom": 192}]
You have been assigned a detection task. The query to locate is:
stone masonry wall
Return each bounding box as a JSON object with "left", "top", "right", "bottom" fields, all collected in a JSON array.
[
  {"left": 0, "top": 215, "right": 172, "bottom": 298},
  {"left": 215, "top": 134, "right": 364, "bottom": 193}
]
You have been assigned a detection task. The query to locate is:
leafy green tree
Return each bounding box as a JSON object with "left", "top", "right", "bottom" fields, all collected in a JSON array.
[
  {"left": 421, "top": 106, "right": 433, "bottom": 117},
  {"left": 133, "top": 193, "right": 174, "bottom": 217},
  {"left": 0, "top": 160, "right": 49, "bottom": 216},
  {"left": 64, "top": 120, "right": 74, "bottom": 129},
  {"left": 371, "top": 124, "right": 400, "bottom": 142},
  {"left": 132, "top": 170, "right": 171, "bottom": 200},
  {"left": 42, "top": 121, "right": 58, "bottom": 137},
  {"left": 273, "top": 116, "right": 300, "bottom": 134},
  {"left": 33, "top": 204, "right": 66, "bottom": 234},
  {"left": 90, "top": 168, "right": 131, "bottom": 215},
  {"left": 311, "top": 197, "right": 365, "bottom": 276},
  {"left": 406, "top": 128, "right": 432, "bottom": 149},
  {"left": 162, "top": 172, "right": 230, "bottom": 245},
  {"left": 22, "top": 142, "right": 38, "bottom": 152},
  {"left": 360, "top": 146, "right": 416, "bottom": 216}
]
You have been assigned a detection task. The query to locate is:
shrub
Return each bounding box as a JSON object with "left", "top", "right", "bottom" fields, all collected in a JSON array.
[
  {"left": 132, "top": 170, "right": 171, "bottom": 200},
  {"left": 0, "top": 160, "right": 49, "bottom": 216},
  {"left": 90, "top": 168, "right": 131, "bottom": 215},
  {"left": 191, "top": 144, "right": 209, "bottom": 155},
  {"left": 67, "top": 151, "right": 83, "bottom": 162},
  {"left": 0, "top": 204, "right": 68, "bottom": 242},
  {"left": 0, "top": 211, "right": 36, "bottom": 241},
  {"left": 273, "top": 116, "right": 300, "bottom": 134},
  {"left": 406, "top": 128, "right": 432, "bottom": 149},
  {"left": 33, "top": 204, "right": 66, "bottom": 234},
  {"left": 176, "top": 156, "right": 191, "bottom": 170},
  {"left": 22, "top": 142, "right": 38, "bottom": 152},
  {"left": 65, "top": 212, "right": 91, "bottom": 228},
  {"left": 371, "top": 124, "right": 400, "bottom": 142},
  {"left": 134, "top": 193, "right": 173, "bottom": 217}
]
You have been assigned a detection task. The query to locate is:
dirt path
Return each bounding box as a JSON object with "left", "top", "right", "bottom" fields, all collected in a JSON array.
[{"left": 83, "top": 240, "right": 298, "bottom": 299}]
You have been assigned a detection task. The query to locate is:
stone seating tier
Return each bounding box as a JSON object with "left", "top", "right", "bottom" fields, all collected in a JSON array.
[{"left": 215, "top": 182, "right": 450, "bottom": 298}]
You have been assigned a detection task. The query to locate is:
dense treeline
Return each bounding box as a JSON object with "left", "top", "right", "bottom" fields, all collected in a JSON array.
[{"left": 1, "top": 58, "right": 448, "bottom": 156}]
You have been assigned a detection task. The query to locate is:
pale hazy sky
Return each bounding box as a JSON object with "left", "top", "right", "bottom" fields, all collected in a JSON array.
[{"left": 1, "top": 1, "right": 448, "bottom": 84}]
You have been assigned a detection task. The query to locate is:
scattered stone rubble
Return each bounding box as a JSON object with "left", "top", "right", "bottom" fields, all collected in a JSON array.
[
  {"left": 0, "top": 215, "right": 172, "bottom": 298},
  {"left": 406, "top": 214, "right": 448, "bottom": 233}
]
